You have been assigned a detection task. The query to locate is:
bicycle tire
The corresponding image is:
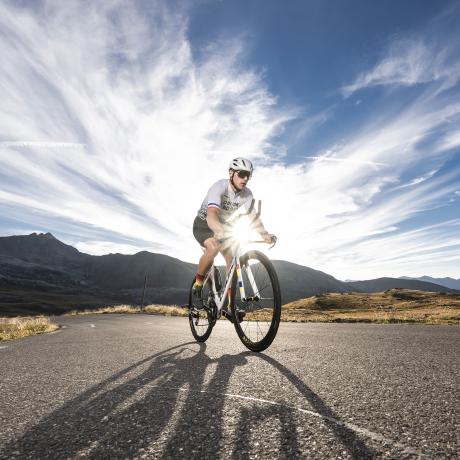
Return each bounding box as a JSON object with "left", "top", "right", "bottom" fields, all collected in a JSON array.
[
  {"left": 188, "top": 278, "right": 214, "bottom": 342},
  {"left": 231, "top": 250, "right": 281, "bottom": 352}
]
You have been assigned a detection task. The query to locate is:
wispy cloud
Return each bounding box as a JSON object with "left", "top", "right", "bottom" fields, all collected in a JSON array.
[
  {"left": 438, "top": 130, "right": 460, "bottom": 152},
  {"left": 1, "top": 1, "right": 459, "bottom": 279},
  {"left": 392, "top": 170, "right": 439, "bottom": 189},
  {"left": 256, "top": 31, "right": 460, "bottom": 278},
  {"left": 342, "top": 39, "right": 460, "bottom": 97},
  {"left": 333, "top": 217, "right": 460, "bottom": 279},
  {"left": 0, "top": 1, "right": 289, "bottom": 259},
  {"left": 305, "top": 156, "right": 387, "bottom": 167},
  {"left": 74, "top": 240, "right": 150, "bottom": 256},
  {"left": 0, "top": 141, "right": 87, "bottom": 149}
]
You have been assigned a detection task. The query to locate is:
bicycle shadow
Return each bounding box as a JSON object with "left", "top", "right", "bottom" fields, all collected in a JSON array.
[
  {"left": 0, "top": 342, "right": 246, "bottom": 459},
  {"left": 1, "top": 343, "right": 376, "bottom": 459},
  {"left": 232, "top": 352, "right": 376, "bottom": 459}
]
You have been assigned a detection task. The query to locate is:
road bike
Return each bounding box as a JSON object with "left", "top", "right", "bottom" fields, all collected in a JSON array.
[{"left": 188, "top": 200, "right": 281, "bottom": 352}]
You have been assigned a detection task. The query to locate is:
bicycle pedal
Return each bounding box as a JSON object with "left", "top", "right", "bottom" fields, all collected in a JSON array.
[
  {"left": 192, "top": 300, "right": 204, "bottom": 310},
  {"left": 221, "top": 309, "right": 234, "bottom": 323}
]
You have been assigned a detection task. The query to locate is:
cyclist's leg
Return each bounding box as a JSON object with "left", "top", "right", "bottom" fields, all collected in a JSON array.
[
  {"left": 197, "top": 237, "right": 220, "bottom": 276},
  {"left": 193, "top": 217, "right": 217, "bottom": 295},
  {"left": 189, "top": 221, "right": 218, "bottom": 340},
  {"left": 192, "top": 238, "right": 220, "bottom": 300},
  {"left": 219, "top": 247, "right": 232, "bottom": 270},
  {"left": 219, "top": 247, "right": 233, "bottom": 298},
  {"left": 219, "top": 247, "right": 236, "bottom": 320}
]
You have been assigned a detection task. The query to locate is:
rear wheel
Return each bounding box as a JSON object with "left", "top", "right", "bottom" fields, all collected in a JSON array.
[
  {"left": 231, "top": 251, "right": 281, "bottom": 352},
  {"left": 188, "top": 278, "right": 215, "bottom": 342}
]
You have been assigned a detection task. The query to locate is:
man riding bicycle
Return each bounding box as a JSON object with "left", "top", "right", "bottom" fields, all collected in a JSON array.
[{"left": 192, "top": 157, "right": 277, "bottom": 320}]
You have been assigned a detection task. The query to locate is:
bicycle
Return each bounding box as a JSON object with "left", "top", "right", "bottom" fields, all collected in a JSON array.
[{"left": 188, "top": 200, "right": 281, "bottom": 352}]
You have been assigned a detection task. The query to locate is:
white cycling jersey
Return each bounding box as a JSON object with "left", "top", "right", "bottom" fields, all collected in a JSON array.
[{"left": 197, "top": 179, "right": 253, "bottom": 222}]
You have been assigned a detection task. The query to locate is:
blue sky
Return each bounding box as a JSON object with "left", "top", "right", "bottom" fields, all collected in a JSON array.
[{"left": 0, "top": 0, "right": 459, "bottom": 280}]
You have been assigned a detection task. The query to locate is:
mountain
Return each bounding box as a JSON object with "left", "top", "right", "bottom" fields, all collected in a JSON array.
[
  {"left": 271, "top": 260, "right": 354, "bottom": 303},
  {"left": 400, "top": 276, "right": 460, "bottom": 291},
  {"left": 86, "top": 251, "right": 195, "bottom": 290},
  {"left": 0, "top": 233, "right": 457, "bottom": 316},
  {"left": 0, "top": 233, "right": 195, "bottom": 314},
  {"left": 347, "top": 277, "right": 458, "bottom": 294},
  {"left": 0, "top": 232, "right": 85, "bottom": 267}
]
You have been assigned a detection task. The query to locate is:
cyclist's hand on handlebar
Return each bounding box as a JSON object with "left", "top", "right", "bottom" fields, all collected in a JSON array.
[{"left": 262, "top": 232, "right": 277, "bottom": 245}]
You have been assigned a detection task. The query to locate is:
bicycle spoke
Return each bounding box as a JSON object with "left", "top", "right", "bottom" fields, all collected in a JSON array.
[
  {"left": 232, "top": 251, "right": 281, "bottom": 351},
  {"left": 252, "top": 282, "right": 271, "bottom": 294}
]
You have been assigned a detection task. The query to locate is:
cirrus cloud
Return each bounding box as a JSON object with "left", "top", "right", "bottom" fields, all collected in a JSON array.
[
  {"left": 0, "top": 0, "right": 459, "bottom": 280},
  {"left": 342, "top": 39, "right": 460, "bottom": 97}
]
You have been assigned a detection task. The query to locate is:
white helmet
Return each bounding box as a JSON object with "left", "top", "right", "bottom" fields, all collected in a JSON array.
[{"left": 229, "top": 157, "right": 254, "bottom": 176}]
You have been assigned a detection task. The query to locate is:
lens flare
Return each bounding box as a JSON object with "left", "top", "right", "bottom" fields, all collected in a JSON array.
[{"left": 231, "top": 216, "right": 254, "bottom": 243}]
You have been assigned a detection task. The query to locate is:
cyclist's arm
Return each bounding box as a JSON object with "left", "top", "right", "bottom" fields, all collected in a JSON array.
[
  {"left": 251, "top": 215, "right": 268, "bottom": 236},
  {"left": 250, "top": 214, "right": 276, "bottom": 243},
  {"left": 241, "top": 193, "right": 274, "bottom": 241}
]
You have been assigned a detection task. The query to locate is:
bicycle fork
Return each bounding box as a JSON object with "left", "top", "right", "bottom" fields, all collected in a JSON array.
[{"left": 236, "top": 262, "right": 260, "bottom": 302}]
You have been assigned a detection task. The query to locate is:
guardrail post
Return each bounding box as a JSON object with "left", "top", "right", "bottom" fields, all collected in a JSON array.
[{"left": 141, "top": 273, "right": 148, "bottom": 310}]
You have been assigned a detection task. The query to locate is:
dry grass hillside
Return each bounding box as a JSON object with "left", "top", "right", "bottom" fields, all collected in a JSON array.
[
  {"left": 67, "top": 304, "right": 188, "bottom": 316},
  {"left": 281, "top": 289, "right": 460, "bottom": 324},
  {"left": 0, "top": 316, "right": 58, "bottom": 341},
  {"left": 69, "top": 289, "right": 460, "bottom": 325},
  {"left": 2, "top": 289, "right": 457, "bottom": 342}
]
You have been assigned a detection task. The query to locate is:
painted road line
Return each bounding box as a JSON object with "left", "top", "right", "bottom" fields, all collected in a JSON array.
[
  {"left": 53, "top": 377, "right": 424, "bottom": 457},
  {"left": 101, "top": 380, "right": 424, "bottom": 457},
  {"left": 192, "top": 388, "right": 424, "bottom": 457}
]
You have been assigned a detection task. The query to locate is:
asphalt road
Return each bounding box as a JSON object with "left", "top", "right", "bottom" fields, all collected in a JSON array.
[{"left": 0, "top": 315, "right": 458, "bottom": 459}]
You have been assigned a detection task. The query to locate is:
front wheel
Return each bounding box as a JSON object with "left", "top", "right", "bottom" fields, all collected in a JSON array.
[
  {"left": 231, "top": 251, "right": 281, "bottom": 352},
  {"left": 188, "top": 278, "right": 214, "bottom": 342}
]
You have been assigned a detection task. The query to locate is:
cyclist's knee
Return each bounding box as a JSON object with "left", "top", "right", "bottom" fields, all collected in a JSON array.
[
  {"left": 220, "top": 249, "right": 232, "bottom": 268},
  {"left": 203, "top": 237, "right": 220, "bottom": 255}
]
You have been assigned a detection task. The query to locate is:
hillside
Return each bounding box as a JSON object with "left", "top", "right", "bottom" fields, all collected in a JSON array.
[
  {"left": 281, "top": 289, "right": 460, "bottom": 324},
  {"left": 272, "top": 260, "right": 353, "bottom": 302},
  {"left": 347, "top": 277, "right": 458, "bottom": 294},
  {"left": 400, "top": 276, "right": 460, "bottom": 290},
  {"left": 0, "top": 233, "right": 458, "bottom": 316}
]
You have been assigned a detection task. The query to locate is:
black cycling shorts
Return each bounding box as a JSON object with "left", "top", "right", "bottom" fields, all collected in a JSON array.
[{"left": 193, "top": 216, "right": 214, "bottom": 247}]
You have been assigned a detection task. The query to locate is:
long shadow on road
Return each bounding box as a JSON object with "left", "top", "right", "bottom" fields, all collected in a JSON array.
[
  {"left": 235, "top": 352, "right": 376, "bottom": 459},
  {"left": 1, "top": 343, "right": 376, "bottom": 459}
]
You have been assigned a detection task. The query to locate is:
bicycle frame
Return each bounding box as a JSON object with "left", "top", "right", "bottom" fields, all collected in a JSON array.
[
  {"left": 202, "top": 241, "right": 263, "bottom": 315},
  {"left": 198, "top": 199, "right": 268, "bottom": 316},
  {"left": 190, "top": 199, "right": 280, "bottom": 351}
]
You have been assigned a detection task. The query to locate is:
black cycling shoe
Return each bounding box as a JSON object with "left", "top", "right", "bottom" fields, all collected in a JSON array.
[
  {"left": 192, "top": 284, "right": 204, "bottom": 309},
  {"left": 236, "top": 309, "right": 246, "bottom": 322},
  {"left": 221, "top": 308, "right": 233, "bottom": 323},
  {"left": 221, "top": 307, "right": 246, "bottom": 323}
]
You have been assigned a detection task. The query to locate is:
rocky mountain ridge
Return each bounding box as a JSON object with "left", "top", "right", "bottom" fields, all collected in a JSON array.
[
  {"left": 0, "top": 233, "right": 457, "bottom": 316},
  {"left": 399, "top": 275, "right": 460, "bottom": 290}
]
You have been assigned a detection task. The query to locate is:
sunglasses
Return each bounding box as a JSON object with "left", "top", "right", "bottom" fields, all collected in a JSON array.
[{"left": 236, "top": 170, "right": 251, "bottom": 179}]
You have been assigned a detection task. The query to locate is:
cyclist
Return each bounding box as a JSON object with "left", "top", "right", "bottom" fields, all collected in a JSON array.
[{"left": 192, "top": 157, "right": 277, "bottom": 319}]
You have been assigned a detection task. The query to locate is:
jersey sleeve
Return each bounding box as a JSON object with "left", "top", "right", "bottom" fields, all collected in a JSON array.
[
  {"left": 206, "top": 181, "right": 224, "bottom": 210},
  {"left": 241, "top": 188, "right": 254, "bottom": 211}
]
